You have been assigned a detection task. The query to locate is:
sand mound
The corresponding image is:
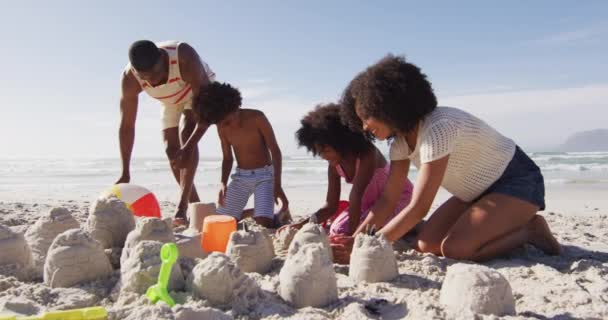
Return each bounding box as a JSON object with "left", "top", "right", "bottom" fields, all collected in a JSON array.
[
  {"left": 349, "top": 234, "right": 398, "bottom": 283},
  {"left": 120, "top": 218, "right": 174, "bottom": 267},
  {"left": 274, "top": 226, "right": 298, "bottom": 254},
  {"left": 24, "top": 207, "right": 79, "bottom": 274},
  {"left": 279, "top": 243, "right": 337, "bottom": 308},
  {"left": 287, "top": 222, "right": 332, "bottom": 260},
  {"left": 43, "top": 229, "right": 113, "bottom": 288},
  {"left": 187, "top": 252, "right": 262, "bottom": 314},
  {"left": 440, "top": 263, "right": 515, "bottom": 316},
  {"left": 117, "top": 240, "right": 185, "bottom": 295},
  {"left": 0, "top": 223, "right": 34, "bottom": 280},
  {"left": 175, "top": 230, "right": 207, "bottom": 260},
  {"left": 174, "top": 306, "right": 233, "bottom": 320},
  {"left": 226, "top": 228, "right": 275, "bottom": 273},
  {"left": 86, "top": 196, "right": 135, "bottom": 249}
]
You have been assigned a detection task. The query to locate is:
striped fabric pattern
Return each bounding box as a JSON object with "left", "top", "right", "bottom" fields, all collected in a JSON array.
[{"left": 217, "top": 165, "right": 275, "bottom": 219}]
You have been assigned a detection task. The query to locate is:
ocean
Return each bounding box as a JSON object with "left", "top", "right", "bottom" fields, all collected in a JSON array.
[{"left": 1, "top": 152, "right": 608, "bottom": 203}]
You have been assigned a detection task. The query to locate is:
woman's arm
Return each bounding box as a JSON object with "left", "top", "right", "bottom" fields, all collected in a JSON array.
[
  {"left": 346, "top": 151, "right": 376, "bottom": 235},
  {"left": 354, "top": 159, "right": 411, "bottom": 235},
  {"left": 379, "top": 155, "right": 449, "bottom": 241}
]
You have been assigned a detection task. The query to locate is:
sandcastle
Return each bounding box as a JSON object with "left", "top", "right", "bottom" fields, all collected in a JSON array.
[
  {"left": 175, "top": 230, "right": 207, "bottom": 260},
  {"left": 86, "top": 195, "right": 136, "bottom": 249},
  {"left": 119, "top": 240, "right": 185, "bottom": 294},
  {"left": 274, "top": 225, "right": 298, "bottom": 254},
  {"left": 349, "top": 233, "right": 398, "bottom": 283},
  {"left": 0, "top": 223, "right": 33, "bottom": 271},
  {"left": 187, "top": 252, "right": 262, "bottom": 314},
  {"left": 440, "top": 263, "right": 516, "bottom": 316},
  {"left": 24, "top": 207, "right": 80, "bottom": 274},
  {"left": 120, "top": 217, "right": 175, "bottom": 267},
  {"left": 279, "top": 243, "right": 338, "bottom": 308},
  {"left": 43, "top": 228, "right": 112, "bottom": 288},
  {"left": 225, "top": 226, "right": 275, "bottom": 273},
  {"left": 187, "top": 202, "right": 216, "bottom": 232},
  {"left": 287, "top": 222, "right": 332, "bottom": 260}
]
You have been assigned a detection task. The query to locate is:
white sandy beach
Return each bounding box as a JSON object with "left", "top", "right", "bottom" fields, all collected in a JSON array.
[{"left": 1, "top": 185, "right": 607, "bottom": 320}]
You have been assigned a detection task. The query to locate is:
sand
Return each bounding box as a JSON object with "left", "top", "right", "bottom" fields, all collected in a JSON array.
[
  {"left": 0, "top": 223, "right": 34, "bottom": 280},
  {"left": 116, "top": 240, "right": 185, "bottom": 296},
  {"left": 226, "top": 228, "right": 275, "bottom": 273},
  {"left": 86, "top": 196, "right": 136, "bottom": 249},
  {"left": 120, "top": 217, "right": 175, "bottom": 268},
  {"left": 43, "top": 228, "right": 113, "bottom": 288},
  {"left": 273, "top": 225, "right": 298, "bottom": 255},
  {"left": 24, "top": 207, "right": 80, "bottom": 275},
  {"left": 1, "top": 200, "right": 608, "bottom": 319},
  {"left": 187, "top": 252, "right": 263, "bottom": 314},
  {"left": 440, "top": 263, "right": 516, "bottom": 316},
  {"left": 349, "top": 233, "right": 399, "bottom": 283},
  {"left": 279, "top": 243, "right": 338, "bottom": 308},
  {"left": 287, "top": 222, "right": 333, "bottom": 260}
]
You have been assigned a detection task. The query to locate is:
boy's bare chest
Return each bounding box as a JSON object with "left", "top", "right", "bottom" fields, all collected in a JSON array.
[{"left": 224, "top": 126, "right": 262, "bottom": 148}]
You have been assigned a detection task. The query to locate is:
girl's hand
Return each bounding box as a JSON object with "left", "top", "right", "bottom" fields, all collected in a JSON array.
[
  {"left": 277, "top": 218, "right": 307, "bottom": 234},
  {"left": 330, "top": 235, "right": 355, "bottom": 264}
]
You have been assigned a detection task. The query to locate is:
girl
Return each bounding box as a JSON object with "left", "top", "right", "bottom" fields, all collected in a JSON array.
[
  {"left": 288, "top": 103, "right": 413, "bottom": 236},
  {"left": 337, "top": 55, "right": 560, "bottom": 262}
]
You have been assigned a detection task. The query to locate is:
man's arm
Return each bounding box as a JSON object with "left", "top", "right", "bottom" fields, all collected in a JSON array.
[
  {"left": 257, "top": 112, "right": 288, "bottom": 209},
  {"left": 116, "top": 70, "right": 142, "bottom": 183},
  {"left": 177, "top": 42, "right": 211, "bottom": 153}
]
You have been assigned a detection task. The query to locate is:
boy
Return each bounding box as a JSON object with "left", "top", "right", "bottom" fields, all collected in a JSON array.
[{"left": 180, "top": 82, "right": 288, "bottom": 227}]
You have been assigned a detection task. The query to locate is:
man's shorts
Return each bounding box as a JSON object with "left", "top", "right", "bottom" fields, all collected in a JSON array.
[{"left": 161, "top": 100, "right": 192, "bottom": 130}]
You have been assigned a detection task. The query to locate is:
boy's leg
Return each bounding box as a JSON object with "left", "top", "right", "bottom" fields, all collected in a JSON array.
[
  {"left": 252, "top": 176, "right": 275, "bottom": 228},
  {"left": 440, "top": 193, "right": 560, "bottom": 261},
  {"left": 416, "top": 196, "right": 471, "bottom": 254},
  {"left": 217, "top": 176, "right": 254, "bottom": 220}
]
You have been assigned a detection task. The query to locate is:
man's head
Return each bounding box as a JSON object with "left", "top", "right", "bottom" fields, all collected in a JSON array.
[
  {"left": 194, "top": 82, "right": 242, "bottom": 125},
  {"left": 128, "top": 40, "right": 166, "bottom": 86}
]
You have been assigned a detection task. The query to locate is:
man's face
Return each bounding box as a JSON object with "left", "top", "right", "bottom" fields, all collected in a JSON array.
[
  {"left": 135, "top": 57, "right": 166, "bottom": 86},
  {"left": 217, "top": 111, "right": 239, "bottom": 128}
]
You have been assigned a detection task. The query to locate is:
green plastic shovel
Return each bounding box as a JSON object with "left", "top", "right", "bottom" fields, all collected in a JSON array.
[{"left": 145, "top": 243, "right": 179, "bottom": 307}]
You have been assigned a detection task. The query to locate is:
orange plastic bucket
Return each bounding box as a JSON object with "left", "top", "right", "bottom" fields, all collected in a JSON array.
[{"left": 201, "top": 215, "right": 237, "bottom": 253}]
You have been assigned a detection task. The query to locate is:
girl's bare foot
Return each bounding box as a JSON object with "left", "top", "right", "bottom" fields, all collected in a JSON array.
[{"left": 527, "top": 215, "right": 561, "bottom": 255}]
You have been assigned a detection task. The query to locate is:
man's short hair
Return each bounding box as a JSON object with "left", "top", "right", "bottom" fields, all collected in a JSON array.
[{"left": 128, "top": 40, "right": 161, "bottom": 72}]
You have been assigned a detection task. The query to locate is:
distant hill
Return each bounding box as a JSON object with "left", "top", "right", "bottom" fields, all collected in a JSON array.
[{"left": 560, "top": 129, "right": 608, "bottom": 152}]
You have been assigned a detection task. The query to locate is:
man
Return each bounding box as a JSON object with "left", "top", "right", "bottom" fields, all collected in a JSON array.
[{"left": 116, "top": 40, "right": 214, "bottom": 226}]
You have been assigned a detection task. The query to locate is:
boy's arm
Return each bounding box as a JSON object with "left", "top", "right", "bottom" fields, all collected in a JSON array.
[
  {"left": 218, "top": 127, "right": 233, "bottom": 206},
  {"left": 346, "top": 150, "right": 376, "bottom": 235},
  {"left": 116, "top": 70, "right": 142, "bottom": 184},
  {"left": 257, "top": 112, "right": 288, "bottom": 209},
  {"left": 219, "top": 128, "right": 233, "bottom": 186}
]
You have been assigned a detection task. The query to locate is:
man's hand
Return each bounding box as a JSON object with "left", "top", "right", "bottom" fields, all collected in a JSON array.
[
  {"left": 218, "top": 184, "right": 227, "bottom": 207},
  {"left": 115, "top": 173, "right": 130, "bottom": 184},
  {"left": 274, "top": 185, "right": 289, "bottom": 212}
]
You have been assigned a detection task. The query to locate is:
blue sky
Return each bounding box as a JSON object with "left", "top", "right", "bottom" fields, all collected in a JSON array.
[{"left": 1, "top": 1, "right": 607, "bottom": 158}]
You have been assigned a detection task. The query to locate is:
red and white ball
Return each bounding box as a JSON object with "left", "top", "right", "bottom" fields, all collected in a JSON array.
[{"left": 105, "top": 183, "right": 161, "bottom": 218}]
